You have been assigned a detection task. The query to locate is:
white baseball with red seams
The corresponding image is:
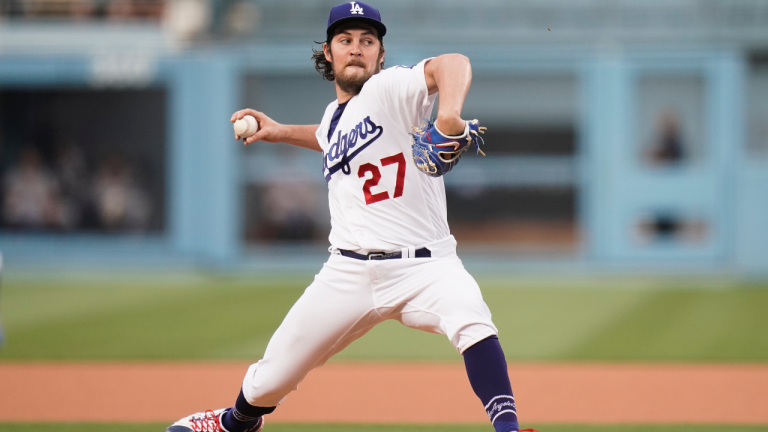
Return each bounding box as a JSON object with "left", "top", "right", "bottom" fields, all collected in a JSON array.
[
  {"left": 240, "top": 59, "right": 497, "bottom": 408},
  {"left": 234, "top": 115, "right": 259, "bottom": 138}
]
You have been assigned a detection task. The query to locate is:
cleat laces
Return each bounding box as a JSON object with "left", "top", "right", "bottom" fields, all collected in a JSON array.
[{"left": 189, "top": 410, "right": 222, "bottom": 432}]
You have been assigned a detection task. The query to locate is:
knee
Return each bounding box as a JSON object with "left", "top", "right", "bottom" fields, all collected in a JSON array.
[
  {"left": 241, "top": 362, "right": 297, "bottom": 407},
  {"left": 453, "top": 323, "right": 498, "bottom": 354}
]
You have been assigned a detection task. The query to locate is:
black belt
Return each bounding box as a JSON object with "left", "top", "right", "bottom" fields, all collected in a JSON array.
[{"left": 339, "top": 247, "right": 431, "bottom": 261}]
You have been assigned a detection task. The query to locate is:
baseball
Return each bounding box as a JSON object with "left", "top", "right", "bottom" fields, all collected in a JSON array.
[{"left": 234, "top": 115, "right": 259, "bottom": 138}]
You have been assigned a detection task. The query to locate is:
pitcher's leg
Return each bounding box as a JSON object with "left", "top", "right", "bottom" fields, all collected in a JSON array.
[
  {"left": 242, "top": 260, "right": 381, "bottom": 407},
  {"left": 393, "top": 258, "right": 527, "bottom": 432},
  {"left": 225, "top": 256, "right": 382, "bottom": 432},
  {"left": 464, "top": 335, "right": 520, "bottom": 432},
  {"left": 241, "top": 290, "right": 380, "bottom": 407},
  {"left": 395, "top": 257, "right": 497, "bottom": 352}
]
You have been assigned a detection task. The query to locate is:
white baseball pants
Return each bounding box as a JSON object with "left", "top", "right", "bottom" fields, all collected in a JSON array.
[{"left": 241, "top": 236, "right": 497, "bottom": 408}]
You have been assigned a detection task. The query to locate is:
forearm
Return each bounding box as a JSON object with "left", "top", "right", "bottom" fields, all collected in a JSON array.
[
  {"left": 425, "top": 54, "right": 472, "bottom": 135},
  {"left": 233, "top": 109, "right": 322, "bottom": 152},
  {"left": 278, "top": 124, "right": 322, "bottom": 152}
]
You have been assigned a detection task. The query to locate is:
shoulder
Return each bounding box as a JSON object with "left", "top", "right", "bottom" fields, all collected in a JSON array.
[
  {"left": 381, "top": 60, "right": 430, "bottom": 78},
  {"left": 361, "top": 59, "right": 431, "bottom": 92}
]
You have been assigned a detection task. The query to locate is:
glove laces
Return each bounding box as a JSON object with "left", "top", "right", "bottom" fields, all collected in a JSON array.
[
  {"left": 412, "top": 118, "right": 487, "bottom": 156},
  {"left": 470, "top": 123, "right": 487, "bottom": 156}
]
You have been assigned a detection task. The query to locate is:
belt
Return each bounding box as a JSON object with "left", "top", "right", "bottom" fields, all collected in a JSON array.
[{"left": 339, "top": 247, "right": 432, "bottom": 261}]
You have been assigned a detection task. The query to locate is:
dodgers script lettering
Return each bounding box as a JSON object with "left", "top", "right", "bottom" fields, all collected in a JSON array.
[{"left": 323, "top": 116, "right": 383, "bottom": 182}]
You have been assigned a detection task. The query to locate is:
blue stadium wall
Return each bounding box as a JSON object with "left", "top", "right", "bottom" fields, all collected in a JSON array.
[{"left": 0, "top": 43, "right": 766, "bottom": 275}]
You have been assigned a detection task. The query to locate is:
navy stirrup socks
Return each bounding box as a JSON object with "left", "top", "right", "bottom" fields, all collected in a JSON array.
[
  {"left": 463, "top": 335, "right": 520, "bottom": 432},
  {"left": 221, "top": 389, "right": 276, "bottom": 432}
]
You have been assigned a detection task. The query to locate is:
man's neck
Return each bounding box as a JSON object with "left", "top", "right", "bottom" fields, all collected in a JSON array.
[{"left": 336, "top": 86, "right": 356, "bottom": 104}]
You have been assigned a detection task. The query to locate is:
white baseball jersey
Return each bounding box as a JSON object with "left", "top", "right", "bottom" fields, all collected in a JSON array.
[{"left": 315, "top": 59, "right": 448, "bottom": 254}]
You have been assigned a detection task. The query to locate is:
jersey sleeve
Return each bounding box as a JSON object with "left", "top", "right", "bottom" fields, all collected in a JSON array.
[{"left": 368, "top": 59, "right": 437, "bottom": 131}]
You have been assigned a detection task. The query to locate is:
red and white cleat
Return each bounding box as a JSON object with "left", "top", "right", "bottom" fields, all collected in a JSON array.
[{"left": 165, "top": 408, "right": 264, "bottom": 432}]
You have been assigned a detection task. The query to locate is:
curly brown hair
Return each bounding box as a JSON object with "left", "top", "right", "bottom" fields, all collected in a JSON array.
[{"left": 311, "top": 37, "right": 385, "bottom": 82}]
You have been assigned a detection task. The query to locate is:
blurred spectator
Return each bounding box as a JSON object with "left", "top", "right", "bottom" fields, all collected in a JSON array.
[
  {"left": 0, "top": 0, "right": 24, "bottom": 16},
  {"left": 258, "top": 182, "right": 318, "bottom": 241},
  {"left": 92, "top": 155, "right": 152, "bottom": 232},
  {"left": 635, "top": 212, "right": 707, "bottom": 245},
  {"left": 164, "top": 0, "right": 209, "bottom": 40},
  {"left": 2, "top": 0, "right": 163, "bottom": 19},
  {"left": 132, "top": 0, "right": 162, "bottom": 19},
  {"left": 70, "top": 0, "right": 97, "bottom": 19},
  {"left": 1, "top": 146, "right": 66, "bottom": 229},
  {"left": 53, "top": 142, "right": 92, "bottom": 229},
  {"left": 54, "top": 142, "right": 88, "bottom": 201},
  {"left": 106, "top": 0, "right": 134, "bottom": 19},
  {"left": 645, "top": 109, "right": 685, "bottom": 165},
  {"left": 1, "top": 147, "right": 154, "bottom": 232}
]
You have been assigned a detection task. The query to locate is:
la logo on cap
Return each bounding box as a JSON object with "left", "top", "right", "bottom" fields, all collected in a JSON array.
[
  {"left": 326, "top": 1, "right": 385, "bottom": 38},
  {"left": 350, "top": 1, "right": 364, "bottom": 15}
]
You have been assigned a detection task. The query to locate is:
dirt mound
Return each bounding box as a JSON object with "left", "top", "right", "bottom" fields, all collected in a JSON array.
[{"left": 1, "top": 362, "right": 766, "bottom": 424}]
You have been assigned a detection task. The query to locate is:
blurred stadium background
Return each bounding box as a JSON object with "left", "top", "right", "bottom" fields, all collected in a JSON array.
[
  {"left": 0, "top": 0, "right": 767, "bottom": 274},
  {"left": 0, "top": 0, "right": 768, "bottom": 431}
]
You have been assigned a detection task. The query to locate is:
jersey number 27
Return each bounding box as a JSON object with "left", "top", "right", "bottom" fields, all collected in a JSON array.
[{"left": 358, "top": 152, "right": 406, "bottom": 205}]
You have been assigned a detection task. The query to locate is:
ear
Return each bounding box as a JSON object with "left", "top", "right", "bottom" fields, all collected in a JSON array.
[{"left": 323, "top": 42, "right": 332, "bottom": 62}]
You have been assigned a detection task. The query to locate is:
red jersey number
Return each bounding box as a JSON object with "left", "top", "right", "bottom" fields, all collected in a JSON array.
[{"left": 357, "top": 152, "right": 406, "bottom": 205}]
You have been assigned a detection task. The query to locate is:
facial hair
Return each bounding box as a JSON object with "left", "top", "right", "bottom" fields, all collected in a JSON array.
[{"left": 334, "top": 59, "right": 381, "bottom": 95}]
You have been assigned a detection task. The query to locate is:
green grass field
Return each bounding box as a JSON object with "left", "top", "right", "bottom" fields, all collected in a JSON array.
[
  {"left": 1, "top": 275, "right": 766, "bottom": 431},
  {"left": 1, "top": 275, "right": 767, "bottom": 362}
]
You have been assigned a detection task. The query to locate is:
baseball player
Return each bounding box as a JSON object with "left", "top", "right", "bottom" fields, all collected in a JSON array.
[{"left": 167, "top": 3, "right": 534, "bottom": 432}]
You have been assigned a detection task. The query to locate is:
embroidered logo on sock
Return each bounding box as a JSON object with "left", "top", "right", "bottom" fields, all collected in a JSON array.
[
  {"left": 232, "top": 408, "right": 257, "bottom": 422},
  {"left": 485, "top": 395, "right": 517, "bottom": 423}
]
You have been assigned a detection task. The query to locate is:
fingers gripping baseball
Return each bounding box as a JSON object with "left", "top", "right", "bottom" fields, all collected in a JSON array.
[{"left": 231, "top": 109, "right": 283, "bottom": 145}]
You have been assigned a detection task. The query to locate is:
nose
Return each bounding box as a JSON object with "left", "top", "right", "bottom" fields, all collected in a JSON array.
[{"left": 350, "top": 42, "right": 362, "bottom": 56}]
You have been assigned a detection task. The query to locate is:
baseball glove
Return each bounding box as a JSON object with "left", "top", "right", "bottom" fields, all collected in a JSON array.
[{"left": 411, "top": 119, "right": 486, "bottom": 177}]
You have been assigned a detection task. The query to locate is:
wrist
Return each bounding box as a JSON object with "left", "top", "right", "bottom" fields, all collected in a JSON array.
[
  {"left": 275, "top": 123, "right": 286, "bottom": 142},
  {"left": 435, "top": 115, "right": 465, "bottom": 137}
]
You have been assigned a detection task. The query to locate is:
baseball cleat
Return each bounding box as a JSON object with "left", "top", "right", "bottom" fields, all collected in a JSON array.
[{"left": 165, "top": 408, "right": 264, "bottom": 432}]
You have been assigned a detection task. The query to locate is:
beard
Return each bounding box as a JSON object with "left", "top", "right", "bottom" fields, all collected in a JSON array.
[{"left": 334, "top": 60, "right": 380, "bottom": 95}]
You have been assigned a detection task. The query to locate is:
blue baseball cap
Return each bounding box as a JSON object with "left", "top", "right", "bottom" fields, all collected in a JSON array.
[{"left": 326, "top": 2, "right": 387, "bottom": 40}]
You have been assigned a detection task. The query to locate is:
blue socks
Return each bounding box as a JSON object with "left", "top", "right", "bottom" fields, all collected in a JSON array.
[
  {"left": 221, "top": 389, "right": 275, "bottom": 432},
  {"left": 463, "top": 335, "right": 520, "bottom": 432}
]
